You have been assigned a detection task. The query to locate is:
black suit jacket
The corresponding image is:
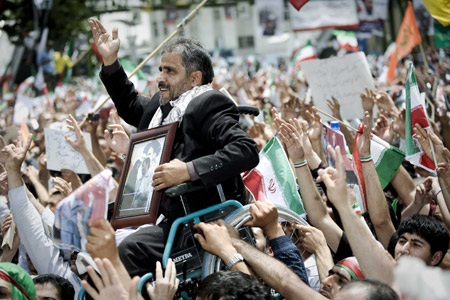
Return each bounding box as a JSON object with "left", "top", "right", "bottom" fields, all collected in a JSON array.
[{"left": 100, "top": 66, "right": 259, "bottom": 220}]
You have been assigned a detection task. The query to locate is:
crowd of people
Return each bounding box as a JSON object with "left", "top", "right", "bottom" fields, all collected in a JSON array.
[{"left": 0, "top": 15, "right": 449, "bottom": 300}]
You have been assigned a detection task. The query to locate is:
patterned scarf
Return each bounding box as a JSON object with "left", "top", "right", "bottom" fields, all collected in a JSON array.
[{"left": 148, "top": 84, "right": 213, "bottom": 129}]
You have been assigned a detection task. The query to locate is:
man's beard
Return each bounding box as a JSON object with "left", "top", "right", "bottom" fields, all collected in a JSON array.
[{"left": 158, "top": 80, "right": 191, "bottom": 104}]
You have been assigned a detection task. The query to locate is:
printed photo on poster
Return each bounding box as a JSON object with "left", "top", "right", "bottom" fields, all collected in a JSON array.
[{"left": 111, "top": 122, "right": 177, "bottom": 229}]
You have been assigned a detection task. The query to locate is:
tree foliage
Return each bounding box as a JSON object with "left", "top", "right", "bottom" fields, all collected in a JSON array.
[{"left": 1, "top": 0, "right": 94, "bottom": 48}]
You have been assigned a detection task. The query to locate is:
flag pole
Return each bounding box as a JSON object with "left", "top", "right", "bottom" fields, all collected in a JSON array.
[
  {"left": 313, "top": 107, "right": 358, "bottom": 132},
  {"left": 418, "top": 43, "right": 429, "bottom": 75},
  {"left": 426, "top": 128, "right": 439, "bottom": 175},
  {"left": 79, "top": 0, "right": 209, "bottom": 128}
]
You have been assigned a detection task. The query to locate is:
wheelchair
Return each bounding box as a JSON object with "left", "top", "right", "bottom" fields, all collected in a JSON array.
[
  {"left": 78, "top": 105, "right": 308, "bottom": 299},
  {"left": 136, "top": 182, "right": 308, "bottom": 299}
]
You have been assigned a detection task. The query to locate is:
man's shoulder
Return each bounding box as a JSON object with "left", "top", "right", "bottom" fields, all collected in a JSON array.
[{"left": 190, "top": 89, "right": 236, "bottom": 108}]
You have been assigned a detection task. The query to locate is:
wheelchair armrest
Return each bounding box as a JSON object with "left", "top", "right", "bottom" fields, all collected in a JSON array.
[{"left": 164, "top": 181, "right": 204, "bottom": 198}]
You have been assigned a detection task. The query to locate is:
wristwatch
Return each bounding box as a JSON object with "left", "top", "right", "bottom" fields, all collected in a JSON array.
[{"left": 226, "top": 253, "right": 244, "bottom": 270}]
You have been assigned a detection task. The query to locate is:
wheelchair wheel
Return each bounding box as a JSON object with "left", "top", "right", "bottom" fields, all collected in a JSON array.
[{"left": 201, "top": 204, "right": 308, "bottom": 277}]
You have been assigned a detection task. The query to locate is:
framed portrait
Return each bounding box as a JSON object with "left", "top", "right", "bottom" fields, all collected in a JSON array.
[{"left": 111, "top": 122, "right": 178, "bottom": 229}]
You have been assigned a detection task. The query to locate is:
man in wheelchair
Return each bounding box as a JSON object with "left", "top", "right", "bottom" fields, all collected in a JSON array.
[{"left": 89, "top": 18, "right": 259, "bottom": 279}]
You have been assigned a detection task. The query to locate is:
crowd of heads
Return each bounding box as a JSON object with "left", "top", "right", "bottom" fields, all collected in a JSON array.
[{"left": 0, "top": 28, "right": 449, "bottom": 300}]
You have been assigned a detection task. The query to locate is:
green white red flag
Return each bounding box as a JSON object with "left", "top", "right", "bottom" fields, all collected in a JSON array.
[
  {"left": 353, "top": 132, "right": 405, "bottom": 212},
  {"left": 405, "top": 63, "right": 436, "bottom": 173},
  {"left": 243, "top": 136, "right": 306, "bottom": 217},
  {"left": 291, "top": 41, "right": 317, "bottom": 74},
  {"left": 333, "top": 30, "right": 358, "bottom": 52}
]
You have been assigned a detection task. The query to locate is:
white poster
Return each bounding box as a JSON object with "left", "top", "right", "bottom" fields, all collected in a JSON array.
[
  {"left": 255, "top": 0, "right": 284, "bottom": 37},
  {"left": 44, "top": 128, "right": 92, "bottom": 174},
  {"left": 300, "top": 52, "right": 375, "bottom": 121},
  {"left": 289, "top": 0, "right": 359, "bottom": 32}
]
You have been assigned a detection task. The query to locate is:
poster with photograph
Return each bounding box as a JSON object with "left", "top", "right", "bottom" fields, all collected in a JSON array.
[{"left": 255, "top": 0, "right": 284, "bottom": 37}]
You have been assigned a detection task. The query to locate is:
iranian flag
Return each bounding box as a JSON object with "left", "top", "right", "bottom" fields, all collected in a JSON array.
[
  {"left": 291, "top": 41, "right": 317, "bottom": 74},
  {"left": 353, "top": 133, "right": 405, "bottom": 212},
  {"left": 405, "top": 63, "right": 436, "bottom": 173},
  {"left": 333, "top": 30, "right": 358, "bottom": 52},
  {"left": 243, "top": 136, "right": 306, "bottom": 217},
  {"left": 370, "top": 135, "right": 405, "bottom": 189}
]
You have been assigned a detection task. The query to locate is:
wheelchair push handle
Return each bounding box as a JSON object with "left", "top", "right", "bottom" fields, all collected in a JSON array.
[{"left": 237, "top": 105, "right": 259, "bottom": 116}]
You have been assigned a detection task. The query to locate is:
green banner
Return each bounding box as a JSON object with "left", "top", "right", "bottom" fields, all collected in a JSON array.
[{"left": 434, "top": 22, "right": 450, "bottom": 48}]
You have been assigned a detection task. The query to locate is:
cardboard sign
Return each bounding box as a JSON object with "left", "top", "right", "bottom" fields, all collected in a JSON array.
[
  {"left": 44, "top": 128, "right": 92, "bottom": 174},
  {"left": 300, "top": 52, "right": 375, "bottom": 121}
]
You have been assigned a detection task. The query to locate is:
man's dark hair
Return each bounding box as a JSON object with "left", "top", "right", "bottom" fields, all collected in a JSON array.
[
  {"left": 161, "top": 37, "right": 214, "bottom": 84},
  {"left": 340, "top": 279, "right": 399, "bottom": 300},
  {"left": 397, "top": 214, "right": 450, "bottom": 263},
  {"left": 33, "top": 274, "right": 75, "bottom": 300},
  {"left": 196, "top": 271, "right": 272, "bottom": 300}
]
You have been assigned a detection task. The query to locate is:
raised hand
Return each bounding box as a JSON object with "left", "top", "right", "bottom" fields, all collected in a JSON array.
[
  {"left": 65, "top": 114, "right": 90, "bottom": 155},
  {"left": 104, "top": 124, "right": 129, "bottom": 155},
  {"left": 82, "top": 258, "right": 133, "bottom": 300},
  {"left": 360, "top": 88, "right": 375, "bottom": 113},
  {"left": 84, "top": 113, "right": 100, "bottom": 135},
  {"left": 89, "top": 18, "right": 120, "bottom": 66},
  {"left": 277, "top": 119, "right": 306, "bottom": 163},
  {"left": 86, "top": 219, "right": 119, "bottom": 263},
  {"left": 1, "top": 214, "right": 20, "bottom": 253},
  {"left": 392, "top": 108, "right": 406, "bottom": 139},
  {"left": 52, "top": 176, "right": 73, "bottom": 197},
  {"left": 305, "top": 107, "right": 322, "bottom": 142},
  {"left": 356, "top": 112, "right": 371, "bottom": 157},
  {"left": 413, "top": 123, "right": 445, "bottom": 164},
  {"left": 0, "top": 136, "right": 7, "bottom": 166},
  {"left": 372, "top": 114, "right": 394, "bottom": 144},
  {"left": 1, "top": 132, "right": 32, "bottom": 172},
  {"left": 374, "top": 91, "right": 399, "bottom": 116},
  {"left": 317, "top": 145, "right": 348, "bottom": 209},
  {"left": 327, "top": 96, "right": 342, "bottom": 120},
  {"left": 146, "top": 259, "right": 179, "bottom": 300},
  {"left": 293, "top": 224, "right": 327, "bottom": 255},
  {"left": 0, "top": 172, "right": 7, "bottom": 195},
  {"left": 61, "top": 169, "right": 83, "bottom": 190},
  {"left": 413, "top": 177, "right": 434, "bottom": 208},
  {"left": 437, "top": 148, "right": 450, "bottom": 183}
]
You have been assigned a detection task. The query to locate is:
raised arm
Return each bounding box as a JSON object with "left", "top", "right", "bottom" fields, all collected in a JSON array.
[
  {"left": 318, "top": 145, "right": 395, "bottom": 284},
  {"left": 244, "top": 201, "right": 309, "bottom": 284},
  {"left": 232, "top": 238, "right": 325, "bottom": 300},
  {"left": 84, "top": 113, "right": 107, "bottom": 166},
  {"left": 65, "top": 114, "right": 106, "bottom": 177},
  {"left": 356, "top": 112, "right": 395, "bottom": 248},
  {"left": 327, "top": 96, "right": 355, "bottom": 151},
  {"left": 3, "top": 134, "right": 81, "bottom": 292},
  {"left": 277, "top": 117, "right": 342, "bottom": 252}
]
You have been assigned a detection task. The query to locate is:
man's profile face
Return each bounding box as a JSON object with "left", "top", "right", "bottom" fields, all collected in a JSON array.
[
  {"left": 319, "top": 266, "right": 352, "bottom": 299},
  {"left": 35, "top": 282, "right": 61, "bottom": 300},
  {"left": 394, "top": 232, "right": 437, "bottom": 265},
  {"left": 157, "top": 52, "right": 193, "bottom": 104},
  {"left": 142, "top": 159, "right": 150, "bottom": 175}
]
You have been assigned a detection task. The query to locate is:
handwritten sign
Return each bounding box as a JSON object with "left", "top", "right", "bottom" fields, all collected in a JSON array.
[
  {"left": 44, "top": 128, "right": 92, "bottom": 174},
  {"left": 300, "top": 52, "right": 375, "bottom": 121}
]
